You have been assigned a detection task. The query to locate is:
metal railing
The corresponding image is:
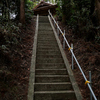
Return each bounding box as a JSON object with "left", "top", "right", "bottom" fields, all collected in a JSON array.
[{"left": 48, "top": 10, "right": 97, "bottom": 100}]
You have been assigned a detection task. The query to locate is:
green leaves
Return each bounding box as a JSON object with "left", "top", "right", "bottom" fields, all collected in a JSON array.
[
  {"left": 56, "top": 1, "right": 63, "bottom": 21},
  {"left": 56, "top": 0, "right": 99, "bottom": 42},
  {"left": 0, "top": 21, "right": 20, "bottom": 47},
  {"left": 25, "top": 0, "right": 34, "bottom": 21}
]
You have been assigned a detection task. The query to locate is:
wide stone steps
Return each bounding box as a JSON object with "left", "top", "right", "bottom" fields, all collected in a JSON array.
[
  {"left": 36, "top": 58, "right": 64, "bottom": 63},
  {"left": 31, "top": 16, "right": 82, "bottom": 100},
  {"left": 37, "top": 44, "right": 58, "bottom": 48},
  {"left": 38, "top": 40, "right": 56, "bottom": 44},
  {"left": 37, "top": 47, "right": 61, "bottom": 50},
  {"left": 37, "top": 50, "right": 61, "bottom": 55},
  {"left": 36, "top": 54, "right": 62, "bottom": 58},
  {"left": 38, "top": 37, "right": 54, "bottom": 39},
  {"left": 38, "top": 30, "right": 54, "bottom": 34},
  {"left": 38, "top": 34, "right": 54, "bottom": 37},
  {"left": 39, "top": 23, "right": 52, "bottom": 30},
  {"left": 34, "top": 82, "right": 72, "bottom": 91},
  {"left": 37, "top": 40, "right": 56, "bottom": 43},
  {"left": 37, "top": 44, "right": 57, "bottom": 46},
  {"left": 35, "top": 75, "right": 70, "bottom": 83},
  {"left": 34, "top": 16, "right": 76, "bottom": 100},
  {"left": 37, "top": 46, "right": 59, "bottom": 50},
  {"left": 36, "top": 63, "right": 66, "bottom": 69},
  {"left": 39, "top": 16, "right": 49, "bottom": 23},
  {"left": 35, "top": 69, "right": 68, "bottom": 75},
  {"left": 34, "top": 91, "right": 76, "bottom": 100}
]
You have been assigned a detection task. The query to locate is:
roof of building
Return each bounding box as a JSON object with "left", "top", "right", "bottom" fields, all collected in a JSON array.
[{"left": 33, "top": 0, "right": 57, "bottom": 15}]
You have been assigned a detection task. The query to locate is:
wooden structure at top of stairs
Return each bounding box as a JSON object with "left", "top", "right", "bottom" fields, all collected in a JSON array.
[{"left": 33, "top": 1, "right": 57, "bottom": 15}]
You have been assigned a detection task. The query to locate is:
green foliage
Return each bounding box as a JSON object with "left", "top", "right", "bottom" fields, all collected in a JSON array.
[
  {"left": 0, "top": 0, "right": 35, "bottom": 65},
  {"left": 56, "top": 1, "right": 62, "bottom": 21},
  {"left": 56, "top": 0, "right": 99, "bottom": 42},
  {"left": 25, "top": 0, "right": 34, "bottom": 10},
  {"left": 0, "top": 0, "right": 34, "bottom": 21},
  {"left": 95, "top": 27, "right": 100, "bottom": 43},
  {"left": 25, "top": 0, "right": 34, "bottom": 21},
  {"left": 0, "top": 0, "right": 20, "bottom": 20},
  {"left": 0, "top": 21, "right": 20, "bottom": 48},
  {"left": 33, "top": 1, "right": 39, "bottom": 8}
]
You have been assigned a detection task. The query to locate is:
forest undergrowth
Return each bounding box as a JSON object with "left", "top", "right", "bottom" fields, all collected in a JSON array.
[
  {"left": 0, "top": 17, "right": 36, "bottom": 100},
  {"left": 57, "top": 21, "right": 100, "bottom": 100}
]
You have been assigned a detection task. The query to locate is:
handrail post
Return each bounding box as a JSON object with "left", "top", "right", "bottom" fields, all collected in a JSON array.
[
  {"left": 54, "top": 20, "right": 55, "bottom": 28},
  {"left": 57, "top": 21, "right": 59, "bottom": 36},
  {"left": 63, "top": 30, "right": 65, "bottom": 49},
  {"left": 71, "top": 43, "right": 74, "bottom": 70},
  {"left": 89, "top": 71, "right": 92, "bottom": 100}
]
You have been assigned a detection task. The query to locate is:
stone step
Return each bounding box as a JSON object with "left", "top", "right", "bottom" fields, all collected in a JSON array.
[
  {"left": 36, "top": 46, "right": 59, "bottom": 50},
  {"left": 36, "top": 54, "right": 62, "bottom": 58},
  {"left": 37, "top": 41, "right": 56, "bottom": 44},
  {"left": 38, "top": 23, "right": 52, "bottom": 31},
  {"left": 37, "top": 50, "right": 60, "bottom": 54},
  {"left": 37, "top": 42, "right": 55, "bottom": 45},
  {"left": 37, "top": 35, "right": 54, "bottom": 39},
  {"left": 37, "top": 45, "right": 59, "bottom": 49},
  {"left": 37, "top": 37, "right": 54, "bottom": 40},
  {"left": 38, "top": 30, "right": 54, "bottom": 34},
  {"left": 38, "top": 38, "right": 56, "bottom": 41},
  {"left": 37, "top": 42, "right": 57, "bottom": 45},
  {"left": 34, "top": 82, "right": 73, "bottom": 91},
  {"left": 39, "top": 16, "right": 49, "bottom": 23},
  {"left": 38, "top": 34, "right": 55, "bottom": 38},
  {"left": 37, "top": 52, "right": 61, "bottom": 56},
  {"left": 37, "top": 45, "right": 58, "bottom": 49},
  {"left": 34, "top": 91, "right": 76, "bottom": 100},
  {"left": 36, "top": 58, "right": 64, "bottom": 63},
  {"left": 38, "top": 32, "right": 54, "bottom": 36},
  {"left": 35, "top": 75, "right": 70, "bottom": 83},
  {"left": 36, "top": 63, "right": 65, "bottom": 69},
  {"left": 37, "top": 40, "right": 56, "bottom": 42},
  {"left": 35, "top": 69, "right": 68, "bottom": 75},
  {"left": 39, "top": 23, "right": 51, "bottom": 26},
  {"left": 37, "top": 39, "right": 56, "bottom": 42}
]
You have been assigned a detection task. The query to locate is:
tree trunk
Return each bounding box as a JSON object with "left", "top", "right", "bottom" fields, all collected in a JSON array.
[
  {"left": 16, "top": 0, "right": 20, "bottom": 20},
  {"left": 62, "top": 0, "right": 67, "bottom": 24},
  {"left": 90, "top": 0, "right": 95, "bottom": 16},
  {"left": 20, "top": 0, "right": 25, "bottom": 24},
  {"left": 6, "top": 0, "right": 10, "bottom": 21},
  {"left": 96, "top": 0, "right": 100, "bottom": 25}
]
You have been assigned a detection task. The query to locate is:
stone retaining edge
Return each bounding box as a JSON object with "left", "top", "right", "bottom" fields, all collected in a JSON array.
[
  {"left": 27, "top": 15, "right": 39, "bottom": 100},
  {"left": 48, "top": 15, "right": 83, "bottom": 100}
]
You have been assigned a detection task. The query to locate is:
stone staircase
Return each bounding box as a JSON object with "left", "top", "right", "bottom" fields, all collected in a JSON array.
[{"left": 28, "top": 16, "right": 82, "bottom": 100}]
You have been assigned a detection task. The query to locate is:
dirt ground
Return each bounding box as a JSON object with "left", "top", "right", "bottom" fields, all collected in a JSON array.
[
  {"left": 57, "top": 21, "right": 100, "bottom": 100},
  {"left": 0, "top": 16, "right": 36, "bottom": 100}
]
